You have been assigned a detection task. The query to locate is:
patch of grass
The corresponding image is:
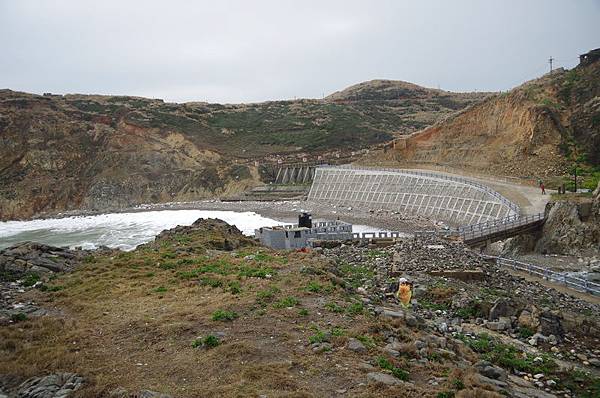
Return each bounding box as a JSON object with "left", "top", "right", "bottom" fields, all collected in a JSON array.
[
  {"left": 256, "top": 286, "right": 280, "bottom": 303},
  {"left": 200, "top": 277, "right": 223, "bottom": 288},
  {"left": 436, "top": 392, "right": 455, "bottom": 398},
  {"left": 308, "top": 328, "right": 329, "bottom": 344},
  {"left": 273, "top": 296, "right": 299, "bottom": 309},
  {"left": 40, "top": 285, "right": 65, "bottom": 292},
  {"left": 325, "top": 302, "right": 344, "bottom": 313},
  {"left": 356, "top": 335, "right": 375, "bottom": 348},
  {"left": 144, "top": 272, "right": 155, "bottom": 277},
  {"left": 10, "top": 313, "right": 27, "bottom": 322},
  {"left": 560, "top": 369, "right": 600, "bottom": 398},
  {"left": 338, "top": 261, "right": 374, "bottom": 288},
  {"left": 161, "top": 252, "right": 176, "bottom": 259},
  {"left": 517, "top": 326, "right": 535, "bottom": 339},
  {"left": 419, "top": 298, "right": 449, "bottom": 311},
  {"left": 238, "top": 265, "right": 274, "bottom": 279},
  {"left": 458, "top": 333, "right": 558, "bottom": 375},
  {"left": 454, "top": 302, "right": 485, "bottom": 319},
  {"left": 192, "top": 335, "right": 220, "bottom": 349},
  {"left": 305, "top": 281, "right": 325, "bottom": 293},
  {"left": 227, "top": 280, "right": 241, "bottom": 294},
  {"left": 376, "top": 356, "right": 409, "bottom": 381},
  {"left": 153, "top": 286, "right": 168, "bottom": 293},
  {"left": 22, "top": 273, "right": 40, "bottom": 287},
  {"left": 211, "top": 309, "right": 239, "bottom": 321},
  {"left": 298, "top": 308, "right": 309, "bottom": 316},
  {"left": 331, "top": 327, "right": 345, "bottom": 337},
  {"left": 452, "top": 379, "right": 465, "bottom": 390},
  {"left": 365, "top": 249, "right": 386, "bottom": 259},
  {"left": 346, "top": 302, "right": 364, "bottom": 316},
  {"left": 158, "top": 261, "right": 177, "bottom": 270}
]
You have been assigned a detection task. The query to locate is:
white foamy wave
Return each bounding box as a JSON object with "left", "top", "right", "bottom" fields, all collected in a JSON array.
[{"left": 0, "top": 210, "right": 285, "bottom": 251}]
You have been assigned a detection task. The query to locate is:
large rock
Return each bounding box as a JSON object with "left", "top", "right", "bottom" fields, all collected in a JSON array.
[
  {"left": 539, "top": 311, "right": 564, "bottom": 338},
  {"left": 16, "top": 373, "right": 84, "bottom": 398},
  {"left": 366, "top": 372, "right": 404, "bottom": 386},
  {"left": 151, "top": 218, "right": 256, "bottom": 252},
  {"left": 489, "top": 298, "right": 518, "bottom": 320},
  {"left": 0, "top": 242, "right": 88, "bottom": 278}
]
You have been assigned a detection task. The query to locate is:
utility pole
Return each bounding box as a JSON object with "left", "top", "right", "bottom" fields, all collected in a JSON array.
[{"left": 549, "top": 56, "right": 554, "bottom": 74}]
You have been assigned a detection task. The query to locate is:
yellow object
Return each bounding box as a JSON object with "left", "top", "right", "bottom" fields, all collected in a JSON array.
[{"left": 397, "top": 284, "right": 412, "bottom": 308}]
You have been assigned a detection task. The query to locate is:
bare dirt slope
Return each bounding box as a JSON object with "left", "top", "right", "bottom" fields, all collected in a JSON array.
[{"left": 373, "top": 50, "right": 600, "bottom": 180}]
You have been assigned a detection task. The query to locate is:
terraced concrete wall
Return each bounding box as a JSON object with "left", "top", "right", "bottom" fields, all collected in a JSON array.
[{"left": 307, "top": 166, "right": 519, "bottom": 225}]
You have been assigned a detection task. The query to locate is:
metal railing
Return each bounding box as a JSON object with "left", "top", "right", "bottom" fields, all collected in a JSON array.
[
  {"left": 459, "top": 212, "right": 545, "bottom": 241},
  {"left": 482, "top": 255, "right": 600, "bottom": 296}
]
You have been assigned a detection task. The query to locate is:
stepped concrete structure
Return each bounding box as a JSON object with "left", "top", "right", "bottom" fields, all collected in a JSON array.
[
  {"left": 274, "top": 163, "right": 318, "bottom": 184},
  {"left": 308, "top": 166, "right": 519, "bottom": 225}
]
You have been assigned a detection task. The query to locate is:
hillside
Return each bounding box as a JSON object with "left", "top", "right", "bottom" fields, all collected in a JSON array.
[
  {"left": 372, "top": 49, "right": 600, "bottom": 179},
  {"left": 0, "top": 83, "right": 486, "bottom": 220}
]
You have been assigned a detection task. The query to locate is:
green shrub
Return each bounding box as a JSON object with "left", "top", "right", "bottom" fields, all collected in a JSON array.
[
  {"left": 153, "top": 286, "right": 168, "bottom": 293},
  {"left": 11, "top": 313, "right": 27, "bottom": 322},
  {"left": 325, "top": 302, "right": 344, "bottom": 313},
  {"left": 305, "top": 281, "right": 324, "bottom": 293},
  {"left": 356, "top": 335, "right": 375, "bottom": 348},
  {"left": 452, "top": 379, "right": 465, "bottom": 390},
  {"left": 22, "top": 273, "right": 40, "bottom": 287},
  {"left": 298, "top": 308, "right": 309, "bottom": 316},
  {"left": 273, "top": 296, "right": 299, "bottom": 308},
  {"left": 228, "top": 280, "right": 242, "bottom": 294},
  {"left": 256, "top": 286, "right": 280, "bottom": 302},
  {"left": 309, "top": 328, "right": 328, "bottom": 344},
  {"left": 376, "top": 356, "right": 409, "bottom": 381},
  {"left": 200, "top": 277, "right": 223, "bottom": 288},
  {"left": 517, "top": 326, "right": 534, "bottom": 339},
  {"left": 211, "top": 309, "right": 238, "bottom": 321},
  {"left": 238, "top": 265, "right": 274, "bottom": 278},
  {"left": 346, "top": 302, "right": 364, "bottom": 316},
  {"left": 192, "top": 334, "right": 220, "bottom": 348}
]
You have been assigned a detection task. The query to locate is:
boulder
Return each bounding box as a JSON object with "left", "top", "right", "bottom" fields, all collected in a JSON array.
[{"left": 367, "top": 372, "right": 404, "bottom": 386}]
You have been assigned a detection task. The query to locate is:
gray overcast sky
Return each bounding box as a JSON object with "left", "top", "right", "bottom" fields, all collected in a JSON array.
[{"left": 1, "top": 0, "right": 599, "bottom": 103}]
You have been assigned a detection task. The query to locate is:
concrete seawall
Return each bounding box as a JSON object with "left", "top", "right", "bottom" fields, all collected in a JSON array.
[{"left": 307, "top": 166, "right": 519, "bottom": 225}]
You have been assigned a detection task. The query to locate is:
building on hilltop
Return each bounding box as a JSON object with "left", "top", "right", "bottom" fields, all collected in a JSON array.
[{"left": 579, "top": 48, "right": 600, "bottom": 66}]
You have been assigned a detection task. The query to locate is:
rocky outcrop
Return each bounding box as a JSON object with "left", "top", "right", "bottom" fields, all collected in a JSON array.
[
  {"left": 0, "top": 242, "right": 88, "bottom": 278},
  {"left": 0, "top": 373, "right": 84, "bottom": 398},
  {"left": 505, "top": 181, "right": 600, "bottom": 257},
  {"left": 150, "top": 218, "right": 257, "bottom": 253}
]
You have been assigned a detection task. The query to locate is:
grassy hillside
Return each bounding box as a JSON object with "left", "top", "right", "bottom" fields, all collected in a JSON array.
[{"left": 0, "top": 82, "right": 486, "bottom": 220}]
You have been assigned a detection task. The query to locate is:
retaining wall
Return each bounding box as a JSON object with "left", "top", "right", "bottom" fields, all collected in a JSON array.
[{"left": 307, "top": 166, "right": 519, "bottom": 225}]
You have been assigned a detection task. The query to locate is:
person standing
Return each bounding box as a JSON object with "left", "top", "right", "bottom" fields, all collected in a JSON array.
[
  {"left": 541, "top": 182, "right": 546, "bottom": 195},
  {"left": 396, "top": 277, "right": 412, "bottom": 309}
]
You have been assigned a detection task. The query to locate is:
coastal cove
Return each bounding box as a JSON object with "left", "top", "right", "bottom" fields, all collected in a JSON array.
[{"left": 0, "top": 209, "right": 387, "bottom": 251}]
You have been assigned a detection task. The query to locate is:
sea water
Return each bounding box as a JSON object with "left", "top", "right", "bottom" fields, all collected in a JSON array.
[{"left": 0, "top": 209, "right": 386, "bottom": 251}]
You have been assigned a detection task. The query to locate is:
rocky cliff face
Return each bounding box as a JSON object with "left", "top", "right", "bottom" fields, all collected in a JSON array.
[
  {"left": 377, "top": 51, "right": 600, "bottom": 178},
  {"left": 506, "top": 182, "right": 600, "bottom": 257},
  {"left": 0, "top": 83, "right": 486, "bottom": 220}
]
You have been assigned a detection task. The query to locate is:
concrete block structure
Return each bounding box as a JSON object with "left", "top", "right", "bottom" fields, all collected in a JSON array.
[
  {"left": 308, "top": 166, "right": 519, "bottom": 225},
  {"left": 255, "top": 220, "right": 353, "bottom": 250}
]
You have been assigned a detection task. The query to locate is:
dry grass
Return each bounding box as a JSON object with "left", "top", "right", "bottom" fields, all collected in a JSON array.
[{"left": 1, "top": 237, "right": 496, "bottom": 397}]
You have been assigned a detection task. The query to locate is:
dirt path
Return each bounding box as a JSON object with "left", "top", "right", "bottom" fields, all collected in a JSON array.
[{"left": 406, "top": 168, "right": 550, "bottom": 215}]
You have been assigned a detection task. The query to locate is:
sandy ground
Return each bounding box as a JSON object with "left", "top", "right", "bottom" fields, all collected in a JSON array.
[{"left": 130, "top": 200, "right": 444, "bottom": 233}]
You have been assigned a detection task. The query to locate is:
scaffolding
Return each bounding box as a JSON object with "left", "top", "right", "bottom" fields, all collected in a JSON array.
[{"left": 307, "top": 166, "right": 519, "bottom": 225}]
